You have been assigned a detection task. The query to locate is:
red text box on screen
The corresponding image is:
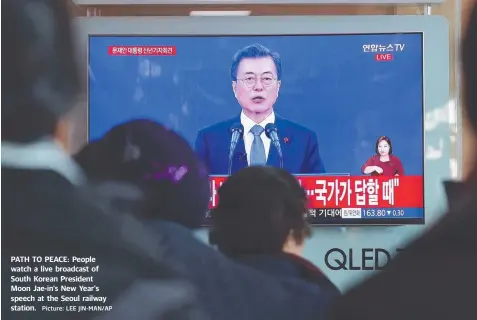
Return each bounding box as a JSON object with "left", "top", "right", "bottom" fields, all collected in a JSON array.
[
  {"left": 108, "top": 46, "right": 177, "bottom": 56},
  {"left": 375, "top": 53, "right": 393, "bottom": 61},
  {"left": 209, "top": 175, "right": 424, "bottom": 209}
]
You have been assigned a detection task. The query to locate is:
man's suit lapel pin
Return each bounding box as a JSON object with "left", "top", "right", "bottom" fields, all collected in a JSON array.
[{"left": 283, "top": 137, "right": 290, "bottom": 144}]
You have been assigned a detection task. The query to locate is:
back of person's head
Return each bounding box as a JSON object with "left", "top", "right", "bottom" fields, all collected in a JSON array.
[
  {"left": 209, "top": 166, "right": 311, "bottom": 256},
  {"left": 74, "top": 140, "right": 106, "bottom": 178},
  {"left": 2, "top": 0, "right": 80, "bottom": 143},
  {"left": 75, "top": 119, "right": 209, "bottom": 229},
  {"left": 464, "top": 4, "right": 477, "bottom": 134}
]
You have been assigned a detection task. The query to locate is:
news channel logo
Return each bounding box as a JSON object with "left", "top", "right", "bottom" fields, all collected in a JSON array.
[{"left": 324, "top": 248, "right": 405, "bottom": 271}]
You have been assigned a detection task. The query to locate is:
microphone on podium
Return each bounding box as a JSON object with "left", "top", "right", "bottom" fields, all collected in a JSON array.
[
  {"left": 228, "top": 123, "right": 244, "bottom": 175},
  {"left": 265, "top": 123, "right": 283, "bottom": 169}
]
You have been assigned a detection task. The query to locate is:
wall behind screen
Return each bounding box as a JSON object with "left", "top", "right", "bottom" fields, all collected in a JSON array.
[{"left": 74, "top": 16, "right": 450, "bottom": 292}]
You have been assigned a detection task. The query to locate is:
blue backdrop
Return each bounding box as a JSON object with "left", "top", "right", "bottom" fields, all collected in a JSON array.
[{"left": 88, "top": 33, "right": 423, "bottom": 175}]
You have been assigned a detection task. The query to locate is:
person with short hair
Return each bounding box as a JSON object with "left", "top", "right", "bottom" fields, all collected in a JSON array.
[
  {"left": 195, "top": 44, "right": 325, "bottom": 175},
  {"left": 209, "top": 166, "right": 340, "bottom": 298},
  {"left": 209, "top": 166, "right": 311, "bottom": 256},
  {"left": 326, "top": 4, "right": 477, "bottom": 320},
  {"left": 2, "top": 1, "right": 202, "bottom": 319}
]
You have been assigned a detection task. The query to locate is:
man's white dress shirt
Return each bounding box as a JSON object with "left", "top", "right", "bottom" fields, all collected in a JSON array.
[{"left": 240, "top": 111, "right": 275, "bottom": 165}]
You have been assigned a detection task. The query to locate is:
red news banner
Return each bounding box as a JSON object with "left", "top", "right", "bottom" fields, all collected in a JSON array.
[
  {"left": 108, "top": 46, "right": 177, "bottom": 56},
  {"left": 209, "top": 175, "right": 423, "bottom": 209}
]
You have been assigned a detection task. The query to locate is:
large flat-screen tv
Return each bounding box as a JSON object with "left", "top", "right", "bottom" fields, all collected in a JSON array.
[{"left": 86, "top": 19, "right": 427, "bottom": 226}]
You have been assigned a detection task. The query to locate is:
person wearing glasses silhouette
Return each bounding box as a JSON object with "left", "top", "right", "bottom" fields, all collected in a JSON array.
[{"left": 194, "top": 44, "right": 325, "bottom": 175}]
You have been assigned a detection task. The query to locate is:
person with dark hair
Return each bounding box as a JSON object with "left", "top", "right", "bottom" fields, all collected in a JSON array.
[
  {"left": 195, "top": 44, "right": 325, "bottom": 175},
  {"left": 75, "top": 120, "right": 335, "bottom": 320},
  {"left": 2, "top": 1, "right": 202, "bottom": 319},
  {"left": 327, "top": 4, "right": 477, "bottom": 320},
  {"left": 209, "top": 166, "right": 340, "bottom": 298},
  {"left": 76, "top": 119, "right": 210, "bottom": 229},
  {"left": 361, "top": 136, "right": 404, "bottom": 176},
  {"left": 210, "top": 166, "right": 311, "bottom": 256}
]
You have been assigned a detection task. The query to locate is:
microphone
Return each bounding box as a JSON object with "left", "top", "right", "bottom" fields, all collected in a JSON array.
[
  {"left": 265, "top": 123, "right": 283, "bottom": 169},
  {"left": 228, "top": 123, "right": 244, "bottom": 175}
]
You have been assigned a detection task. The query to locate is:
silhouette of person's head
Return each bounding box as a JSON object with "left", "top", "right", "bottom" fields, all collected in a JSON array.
[
  {"left": 75, "top": 119, "right": 209, "bottom": 229},
  {"left": 3, "top": 0, "right": 80, "bottom": 144},
  {"left": 209, "top": 166, "right": 311, "bottom": 257}
]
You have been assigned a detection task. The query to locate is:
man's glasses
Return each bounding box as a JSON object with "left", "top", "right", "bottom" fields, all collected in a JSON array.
[{"left": 237, "top": 76, "right": 277, "bottom": 88}]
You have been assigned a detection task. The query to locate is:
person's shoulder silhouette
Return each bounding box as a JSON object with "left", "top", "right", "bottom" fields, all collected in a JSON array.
[
  {"left": 2, "top": 1, "right": 203, "bottom": 319},
  {"left": 327, "top": 4, "right": 477, "bottom": 320}
]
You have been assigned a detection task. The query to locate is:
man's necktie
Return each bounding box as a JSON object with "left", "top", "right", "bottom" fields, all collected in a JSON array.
[{"left": 250, "top": 125, "right": 266, "bottom": 166}]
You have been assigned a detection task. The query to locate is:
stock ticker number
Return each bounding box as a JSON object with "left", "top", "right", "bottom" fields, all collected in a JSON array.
[{"left": 363, "top": 209, "right": 405, "bottom": 217}]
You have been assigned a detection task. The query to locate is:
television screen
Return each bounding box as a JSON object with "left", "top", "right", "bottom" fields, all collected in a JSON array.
[{"left": 88, "top": 33, "right": 424, "bottom": 225}]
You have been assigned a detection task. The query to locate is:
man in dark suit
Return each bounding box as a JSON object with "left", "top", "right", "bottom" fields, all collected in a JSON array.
[
  {"left": 326, "top": 4, "right": 477, "bottom": 320},
  {"left": 2, "top": 1, "right": 201, "bottom": 319},
  {"left": 194, "top": 44, "right": 325, "bottom": 175}
]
